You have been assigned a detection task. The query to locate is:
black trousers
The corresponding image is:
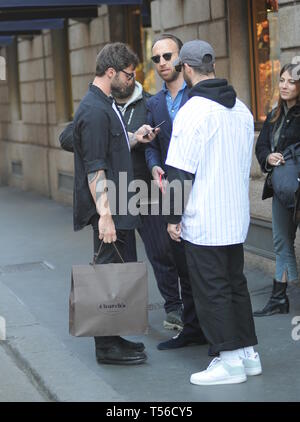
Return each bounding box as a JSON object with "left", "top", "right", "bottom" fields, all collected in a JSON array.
[
  {"left": 184, "top": 241, "right": 258, "bottom": 355},
  {"left": 169, "top": 239, "right": 202, "bottom": 335},
  {"left": 124, "top": 213, "right": 182, "bottom": 314}
]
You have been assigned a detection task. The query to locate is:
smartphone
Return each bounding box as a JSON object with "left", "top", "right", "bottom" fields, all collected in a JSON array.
[
  {"left": 152, "top": 120, "right": 166, "bottom": 131},
  {"left": 143, "top": 120, "right": 166, "bottom": 138},
  {"left": 159, "top": 173, "right": 167, "bottom": 194}
]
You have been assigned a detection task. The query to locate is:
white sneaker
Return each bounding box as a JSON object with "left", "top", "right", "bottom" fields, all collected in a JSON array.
[
  {"left": 241, "top": 353, "right": 262, "bottom": 376},
  {"left": 190, "top": 358, "right": 247, "bottom": 386}
]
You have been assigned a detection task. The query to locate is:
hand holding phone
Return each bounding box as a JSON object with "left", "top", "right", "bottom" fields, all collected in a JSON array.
[
  {"left": 159, "top": 173, "right": 167, "bottom": 194},
  {"left": 143, "top": 120, "right": 166, "bottom": 138}
]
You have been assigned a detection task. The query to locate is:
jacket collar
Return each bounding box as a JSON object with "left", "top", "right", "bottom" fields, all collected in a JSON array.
[{"left": 89, "top": 83, "right": 113, "bottom": 104}]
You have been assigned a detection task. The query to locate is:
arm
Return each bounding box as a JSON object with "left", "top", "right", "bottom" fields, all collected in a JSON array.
[
  {"left": 88, "top": 170, "right": 116, "bottom": 243},
  {"left": 165, "top": 109, "right": 200, "bottom": 242},
  {"left": 145, "top": 100, "right": 165, "bottom": 183},
  {"left": 255, "top": 112, "right": 285, "bottom": 172},
  {"left": 59, "top": 122, "right": 74, "bottom": 152},
  {"left": 81, "top": 108, "right": 115, "bottom": 243},
  {"left": 165, "top": 166, "right": 195, "bottom": 242},
  {"left": 128, "top": 125, "right": 158, "bottom": 150}
]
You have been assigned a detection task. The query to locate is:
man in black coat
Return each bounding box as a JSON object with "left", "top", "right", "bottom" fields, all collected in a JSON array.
[{"left": 60, "top": 55, "right": 184, "bottom": 336}]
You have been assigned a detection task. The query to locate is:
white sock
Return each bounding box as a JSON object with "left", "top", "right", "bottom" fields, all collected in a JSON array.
[
  {"left": 220, "top": 350, "right": 243, "bottom": 366},
  {"left": 244, "top": 346, "right": 256, "bottom": 359},
  {"left": 238, "top": 348, "right": 247, "bottom": 359}
]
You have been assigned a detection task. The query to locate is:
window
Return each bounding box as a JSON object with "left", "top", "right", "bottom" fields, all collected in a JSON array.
[
  {"left": 249, "top": 0, "right": 280, "bottom": 122},
  {"left": 109, "top": 1, "right": 156, "bottom": 94}
]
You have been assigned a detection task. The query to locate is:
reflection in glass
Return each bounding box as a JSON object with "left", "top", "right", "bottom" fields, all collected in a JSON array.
[{"left": 253, "top": 0, "right": 280, "bottom": 121}]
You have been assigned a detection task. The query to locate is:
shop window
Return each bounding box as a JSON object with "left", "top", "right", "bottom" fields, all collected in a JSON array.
[
  {"left": 109, "top": 0, "right": 156, "bottom": 94},
  {"left": 51, "top": 23, "right": 73, "bottom": 123},
  {"left": 249, "top": 0, "right": 280, "bottom": 122}
]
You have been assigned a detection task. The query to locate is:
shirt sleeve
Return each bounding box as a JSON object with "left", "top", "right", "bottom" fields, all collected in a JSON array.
[
  {"left": 78, "top": 106, "right": 109, "bottom": 174},
  {"left": 166, "top": 107, "right": 203, "bottom": 174}
]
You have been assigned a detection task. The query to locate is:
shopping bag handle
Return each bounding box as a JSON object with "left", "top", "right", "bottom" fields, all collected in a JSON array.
[{"left": 93, "top": 239, "right": 125, "bottom": 265}]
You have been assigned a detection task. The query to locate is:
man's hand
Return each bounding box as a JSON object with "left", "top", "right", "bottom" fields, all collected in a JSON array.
[
  {"left": 152, "top": 165, "right": 165, "bottom": 185},
  {"left": 167, "top": 223, "right": 182, "bottom": 243},
  {"left": 134, "top": 124, "right": 160, "bottom": 144},
  {"left": 98, "top": 214, "right": 117, "bottom": 243}
]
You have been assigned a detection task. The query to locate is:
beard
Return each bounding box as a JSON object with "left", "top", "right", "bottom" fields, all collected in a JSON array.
[
  {"left": 111, "top": 79, "right": 135, "bottom": 100},
  {"left": 159, "top": 68, "right": 180, "bottom": 83}
]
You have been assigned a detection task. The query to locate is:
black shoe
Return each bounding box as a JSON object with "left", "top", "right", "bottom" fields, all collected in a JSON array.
[
  {"left": 253, "top": 279, "right": 290, "bottom": 317},
  {"left": 157, "top": 331, "right": 208, "bottom": 350},
  {"left": 95, "top": 336, "right": 147, "bottom": 365},
  {"left": 115, "top": 337, "right": 145, "bottom": 352}
]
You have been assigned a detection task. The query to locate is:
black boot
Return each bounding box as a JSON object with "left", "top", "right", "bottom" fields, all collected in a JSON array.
[
  {"left": 94, "top": 336, "right": 147, "bottom": 365},
  {"left": 253, "top": 280, "right": 289, "bottom": 317}
]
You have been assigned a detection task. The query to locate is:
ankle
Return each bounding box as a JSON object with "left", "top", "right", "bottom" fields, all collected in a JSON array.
[{"left": 220, "top": 350, "right": 243, "bottom": 366}]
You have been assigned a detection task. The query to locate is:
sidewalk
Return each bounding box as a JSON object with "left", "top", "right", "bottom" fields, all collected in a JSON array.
[
  {"left": 0, "top": 186, "right": 300, "bottom": 402},
  {"left": 0, "top": 344, "right": 46, "bottom": 402}
]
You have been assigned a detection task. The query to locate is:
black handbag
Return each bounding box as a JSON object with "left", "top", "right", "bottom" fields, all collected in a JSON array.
[
  {"left": 262, "top": 171, "right": 273, "bottom": 200},
  {"left": 272, "top": 142, "right": 300, "bottom": 209}
]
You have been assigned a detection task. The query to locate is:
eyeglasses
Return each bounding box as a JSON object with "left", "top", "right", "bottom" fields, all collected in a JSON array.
[
  {"left": 120, "top": 69, "right": 135, "bottom": 81},
  {"left": 151, "top": 52, "right": 173, "bottom": 64},
  {"left": 174, "top": 62, "right": 184, "bottom": 73}
]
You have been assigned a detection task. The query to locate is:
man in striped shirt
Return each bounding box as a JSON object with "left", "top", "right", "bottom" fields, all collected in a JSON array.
[{"left": 165, "top": 40, "right": 261, "bottom": 385}]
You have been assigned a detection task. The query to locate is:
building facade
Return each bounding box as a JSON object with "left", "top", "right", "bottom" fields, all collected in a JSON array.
[{"left": 0, "top": 0, "right": 300, "bottom": 266}]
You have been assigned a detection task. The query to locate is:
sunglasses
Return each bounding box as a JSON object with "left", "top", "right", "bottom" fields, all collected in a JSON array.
[
  {"left": 120, "top": 69, "right": 135, "bottom": 81},
  {"left": 151, "top": 52, "right": 173, "bottom": 64}
]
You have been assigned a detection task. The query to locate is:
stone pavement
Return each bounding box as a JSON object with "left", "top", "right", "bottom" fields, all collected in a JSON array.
[
  {"left": 0, "top": 186, "right": 300, "bottom": 402},
  {"left": 0, "top": 344, "right": 46, "bottom": 402}
]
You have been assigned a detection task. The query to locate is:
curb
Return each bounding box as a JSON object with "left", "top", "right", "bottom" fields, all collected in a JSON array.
[{"left": 0, "top": 280, "right": 124, "bottom": 402}]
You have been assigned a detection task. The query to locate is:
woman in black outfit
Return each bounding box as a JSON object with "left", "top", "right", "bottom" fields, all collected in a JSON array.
[{"left": 255, "top": 63, "right": 300, "bottom": 317}]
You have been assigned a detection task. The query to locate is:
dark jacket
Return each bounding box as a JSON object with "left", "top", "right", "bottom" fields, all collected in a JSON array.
[
  {"left": 59, "top": 82, "right": 152, "bottom": 187},
  {"left": 72, "top": 84, "right": 140, "bottom": 232},
  {"left": 255, "top": 103, "right": 300, "bottom": 173},
  {"left": 145, "top": 86, "right": 189, "bottom": 174}
]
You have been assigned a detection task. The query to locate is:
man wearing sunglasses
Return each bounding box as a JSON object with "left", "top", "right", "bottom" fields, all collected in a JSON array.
[{"left": 145, "top": 34, "right": 207, "bottom": 351}]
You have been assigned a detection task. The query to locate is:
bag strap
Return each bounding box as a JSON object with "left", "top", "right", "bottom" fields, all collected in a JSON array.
[{"left": 93, "top": 240, "right": 125, "bottom": 265}]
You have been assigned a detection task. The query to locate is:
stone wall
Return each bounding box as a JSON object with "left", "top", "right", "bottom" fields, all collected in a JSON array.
[
  {"left": 1, "top": 0, "right": 300, "bottom": 223},
  {"left": 0, "top": 6, "right": 110, "bottom": 205},
  {"left": 278, "top": 0, "right": 300, "bottom": 64}
]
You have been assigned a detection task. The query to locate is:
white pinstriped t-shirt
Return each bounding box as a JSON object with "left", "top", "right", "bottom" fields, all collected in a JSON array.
[{"left": 166, "top": 95, "right": 254, "bottom": 246}]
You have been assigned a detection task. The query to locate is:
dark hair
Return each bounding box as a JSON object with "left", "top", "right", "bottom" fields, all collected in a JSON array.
[
  {"left": 95, "top": 42, "right": 139, "bottom": 76},
  {"left": 191, "top": 55, "right": 215, "bottom": 76},
  {"left": 152, "top": 33, "right": 183, "bottom": 52},
  {"left": 271, "top": 63, "right": 300, "bottom": 123}
]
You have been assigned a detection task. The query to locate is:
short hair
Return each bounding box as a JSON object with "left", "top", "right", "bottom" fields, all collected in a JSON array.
[
  {"left": 95, "top": 42, "right": 139, "bottom": 76},
  {"left": 152, "top": 33, "right": 183, "bottom": 52},
  {"left": 191, "top": 55, "right": 215, "bottom": 76}
]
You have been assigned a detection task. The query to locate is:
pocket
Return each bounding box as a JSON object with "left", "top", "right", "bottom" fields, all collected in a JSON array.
[{"left": 109, "top": 128, "right": 124, "bottom": 151}]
